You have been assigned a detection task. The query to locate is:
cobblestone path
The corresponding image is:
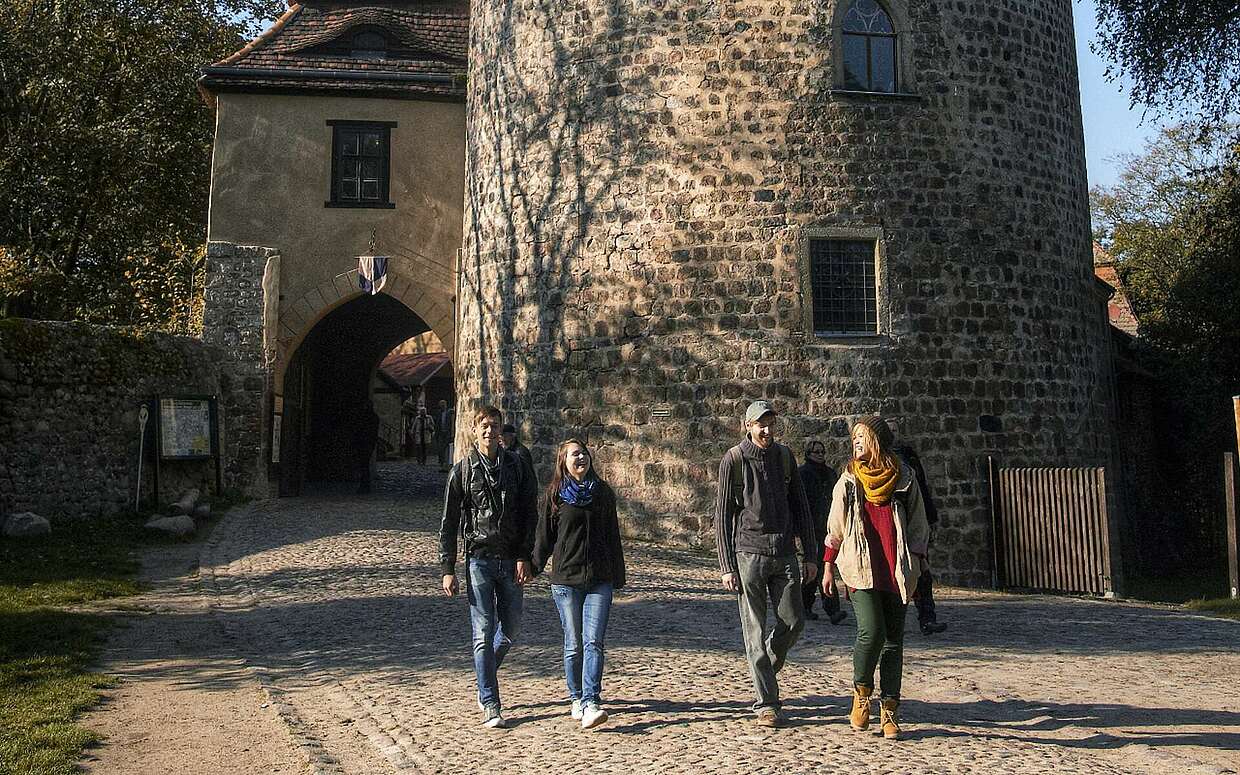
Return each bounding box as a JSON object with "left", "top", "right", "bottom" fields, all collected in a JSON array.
[{"left": 200, "top": 463, "right": 1240, "bottom": 775}]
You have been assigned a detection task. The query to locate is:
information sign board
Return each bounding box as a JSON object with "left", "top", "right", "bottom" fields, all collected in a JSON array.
[{"left": 158, "top": 397, "right": 216, "bottom": 459}]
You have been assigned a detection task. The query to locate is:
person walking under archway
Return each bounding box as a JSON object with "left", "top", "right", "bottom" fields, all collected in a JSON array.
[
  {"left": 439, "top": 405, "right": 538, "bottom": 729},
  {"left": 715, "top": 400, "right": 818, "bottom": 727},
  {"left": 533, "top": 438, "right": 625, "bottom": 730},
  {"left": 822, "top": 416, "right": 930, "bottom": 740}
]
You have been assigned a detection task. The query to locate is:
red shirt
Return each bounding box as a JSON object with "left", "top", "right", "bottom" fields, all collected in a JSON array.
[
  {"left": 862, "top": 500, "right": 899, "bottom": 594},
  {"left": 823, "top": 500, "right": 900, "bottom": 594}
]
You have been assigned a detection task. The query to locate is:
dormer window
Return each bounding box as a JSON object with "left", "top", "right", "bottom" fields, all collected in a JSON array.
[{"left": 351, "top": 30, "right": 388, "bottom": 60}]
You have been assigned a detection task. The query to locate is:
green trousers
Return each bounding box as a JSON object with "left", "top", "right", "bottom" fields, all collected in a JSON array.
[{"left": 850, "top": 588, "right": 907, "bottom": 699}]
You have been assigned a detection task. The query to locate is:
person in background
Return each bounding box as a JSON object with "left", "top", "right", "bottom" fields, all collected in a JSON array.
[
  {"left": 436, "top": 399, "right": 456, "bottom": 472},
  {"left": 354, "top": 397, "right": 380, "bottom": 494},
  {"left": 799, "top": 438, "right": 847, "bottom": 625},
  {"left": 410, "top": 404, "right": 436, "bottom": 465},
  {"left": 500, "top": 424, "right": 535, "bottom": 475},
  {"left": 891, "top": 439, "right": 947, "bottom": 635}
]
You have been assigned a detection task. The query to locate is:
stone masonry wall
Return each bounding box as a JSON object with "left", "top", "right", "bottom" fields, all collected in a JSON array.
[
  {"left": 202, "top": 242, "right": 278, "bottom": 499},
  {"left": 0, "top": 320, "right": 228, "bottom": 520},
  {"left": 462, "top": 0, "right": 1114, "bottom": 586}
]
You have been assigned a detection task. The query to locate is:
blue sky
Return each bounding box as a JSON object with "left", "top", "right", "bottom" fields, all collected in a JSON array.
[{"left": 1072, "top": 0, "right": 1164, "bottom": 189}]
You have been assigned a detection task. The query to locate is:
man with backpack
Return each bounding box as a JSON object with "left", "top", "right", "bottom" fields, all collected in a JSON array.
[
  {"left": 439, "top": 405, "right": 539, "bottom": 729},
  {"left": 715, "top": 400, "right": 818, "bottom": 727}
]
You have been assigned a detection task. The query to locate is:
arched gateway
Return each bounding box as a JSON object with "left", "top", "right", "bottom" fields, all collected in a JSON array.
[{"left": 199, "top": 0, "right": 467, "bottom": 495}]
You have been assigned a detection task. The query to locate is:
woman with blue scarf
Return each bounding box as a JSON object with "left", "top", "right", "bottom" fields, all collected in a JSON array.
[{"left": 532, "top": 438, "right": 626, "bottom": 730}]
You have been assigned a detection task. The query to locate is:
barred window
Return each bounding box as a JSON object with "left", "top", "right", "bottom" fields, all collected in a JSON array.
[
  {"left": 809, "top": 239, "right": 878, "bottom": 335},
  {"left": 326, "top": 121, "right": 395, "bottom": 209},
  {"left": 842, "top": 0, "right": 897, "bottom": 93}
]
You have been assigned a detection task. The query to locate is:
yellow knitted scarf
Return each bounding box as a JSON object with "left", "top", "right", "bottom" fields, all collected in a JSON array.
[{"left": 851, "top": 456, "right": 899, "bottom": 504}]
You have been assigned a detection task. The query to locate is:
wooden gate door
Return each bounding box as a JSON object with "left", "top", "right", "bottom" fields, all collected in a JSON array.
[{"left": 989, "top": 459, "right": 1114, "bottom": 595}]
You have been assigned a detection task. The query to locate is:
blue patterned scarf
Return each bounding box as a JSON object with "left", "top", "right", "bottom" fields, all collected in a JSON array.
[{"left": 559, "top": 474, "right": 598, "bottom": 507}]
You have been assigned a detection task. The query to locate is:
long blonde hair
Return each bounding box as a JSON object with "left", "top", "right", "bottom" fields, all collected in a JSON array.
[{"left": 851, "top": 422, "right": 898, "bottom": 471}]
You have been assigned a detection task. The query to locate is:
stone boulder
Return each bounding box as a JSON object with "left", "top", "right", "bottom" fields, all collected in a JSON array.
[
  {"left": 145, "top": 515, "right": 195, "bottom": 537},
  {"left": 3, "top": 512, "right": 51, "bottom": 537},
  {"left": 192, "top": 502, "right": 211, "bottom": 522},
  {"left": 169, "top": 489, "right": 201, "bottom": 516}
]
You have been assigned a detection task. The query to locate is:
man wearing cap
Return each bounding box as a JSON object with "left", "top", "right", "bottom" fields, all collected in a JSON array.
[{"left": 715, "top": 400, "right": 818, "bottom": 726}]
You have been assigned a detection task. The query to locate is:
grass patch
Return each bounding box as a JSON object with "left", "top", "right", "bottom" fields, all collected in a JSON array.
[
  {"left": 0, "top": 510, "right": 200, "bottom": 775},
  {"left": 1184, "top": 597, "right": 1240, "bottom": 621}
]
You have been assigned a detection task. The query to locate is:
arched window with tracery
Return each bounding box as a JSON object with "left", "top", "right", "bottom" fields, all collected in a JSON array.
[{"left": 841, "top": 0, "right": 897, "bottom": 93}]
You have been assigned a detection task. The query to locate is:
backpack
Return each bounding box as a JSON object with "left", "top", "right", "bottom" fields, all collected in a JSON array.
[{"left": 727, "top": 443, "right": 795, "bottom": 507}]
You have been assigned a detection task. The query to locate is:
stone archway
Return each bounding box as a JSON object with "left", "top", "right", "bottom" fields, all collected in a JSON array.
[{"left": 273, "top": 264, "right": 454, "bottom": 397}]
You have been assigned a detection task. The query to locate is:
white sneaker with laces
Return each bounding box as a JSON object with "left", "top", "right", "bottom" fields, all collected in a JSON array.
[
  {"left": 571, "top": 699, "right": 583, "bottom": 720},
  {"left": 481, "top": 704, "right": 507, "bottom": 729},
  {"left": 580, "top": 702, "right": 608, "bottom": 730}
]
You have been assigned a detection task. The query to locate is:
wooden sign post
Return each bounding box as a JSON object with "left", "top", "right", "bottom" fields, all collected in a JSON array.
[
  {"left": 1226, "top": 452, "right": 1238, "bottom": 600},
  {"left": 1229, "top": 394, "right": 1240, "bottom": 599}
]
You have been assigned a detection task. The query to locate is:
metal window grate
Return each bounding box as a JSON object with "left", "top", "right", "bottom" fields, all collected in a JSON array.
[{"left": 809, "top": 239, "right": 877, "bottom": 335}]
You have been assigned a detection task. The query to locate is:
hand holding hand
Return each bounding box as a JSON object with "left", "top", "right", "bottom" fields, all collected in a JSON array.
[
  {"left": 515, "top": 560, "right": 533, "bottom": 585},
  {"left": 442, "top": 574, "right": 459, "bottom": 596}
]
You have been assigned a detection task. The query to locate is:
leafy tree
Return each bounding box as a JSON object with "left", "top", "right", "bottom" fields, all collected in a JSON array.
[
  {"left": 1092, "top": 0, "right": 1240, "bottom": 131},
  {"left": 0, "top": 0, "right": 282, "bottom": 331},
  {"left": 1092, "top": 125, "right": 1240, "bottom": 567},
  {"left": 1092, "top": 125, "right": 1240, "bottom": 386}
]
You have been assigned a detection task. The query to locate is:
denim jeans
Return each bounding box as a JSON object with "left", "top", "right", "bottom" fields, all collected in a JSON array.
[
  {"left": 735, "top": 552, "right": 804, "bottom": 711},
  {"left": 467, "top": 556, "right": 524, "bottom": 709},
  {"left": 550, "top": 582, "right": 614, "bottom": 705}
]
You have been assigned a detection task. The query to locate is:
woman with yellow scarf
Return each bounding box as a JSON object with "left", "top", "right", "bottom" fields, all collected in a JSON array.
[{"left": 821, "top": 416, "right": 930, "bottom": 740}]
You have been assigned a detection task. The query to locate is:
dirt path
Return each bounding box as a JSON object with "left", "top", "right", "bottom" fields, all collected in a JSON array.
[{"left": 79, "top": 507, "right": 306, "bottom": 775}]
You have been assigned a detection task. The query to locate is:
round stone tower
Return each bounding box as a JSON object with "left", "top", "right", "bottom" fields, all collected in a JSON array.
[{"left": 460, "top": 0, "right": 1113, "bottom": 585}]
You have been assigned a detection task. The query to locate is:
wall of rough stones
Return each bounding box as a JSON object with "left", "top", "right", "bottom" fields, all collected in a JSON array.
[
  {"left": 461, "top": 0, "right": 1115, "bottom": 586},
  {"left": 0, "top": 320, "right": 257, "bottom": 521},
  {"left": 202, "top": 242, "right": 276, "bottom": 497}
]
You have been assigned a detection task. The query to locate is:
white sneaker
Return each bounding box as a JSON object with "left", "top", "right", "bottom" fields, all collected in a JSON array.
[
  {"left": 571, "top": 699, "right": 583, "bottom": 720},
  {"left": 580, "top": 702, "right": 608, "bottom": 730},
  {"left": 482, "top": 704, "right": 507, "bottom": 729}
]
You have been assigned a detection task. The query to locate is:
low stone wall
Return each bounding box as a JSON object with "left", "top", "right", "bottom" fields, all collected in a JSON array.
[{"left": 0, "top": 319, "right": 263, "bottom": 521}]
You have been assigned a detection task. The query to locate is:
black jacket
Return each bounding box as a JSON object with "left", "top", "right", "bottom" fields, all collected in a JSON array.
[
  {"left": 798, "top": 459, "right": 838, "bottom": 543},
  {"left": 714, "top": 438, "right": 816, "bottom": 575},
  {"left": 533, "top": 480, "right": 626, "bottom": 588},
  {"left": 439, "top": 446, "right": 538, "bottom": 575},
  {"left": 893, "top": 445, "right": 938, "bottom": 526}
]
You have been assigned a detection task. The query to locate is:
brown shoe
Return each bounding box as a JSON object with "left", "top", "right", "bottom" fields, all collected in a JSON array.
[
  {"left": 880, "top": 698, "right": 901, "bottom": 740},
  {"left": 755, "top": 707, "right": 781, "bottom": 727},
  {"left": 849, "top": 684, "right": 873, "bottom": 731}
]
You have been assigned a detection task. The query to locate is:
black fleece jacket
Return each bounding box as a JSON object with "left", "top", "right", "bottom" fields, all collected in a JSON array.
[{"left": 533, "top": 480, "right": 626, "bottom": 588}]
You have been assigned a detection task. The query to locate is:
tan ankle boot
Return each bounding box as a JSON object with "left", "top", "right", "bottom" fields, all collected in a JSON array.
[
  {"left": 880, "top": 698, "right": 901, "bottom": 740},
  {"left": 849, "top": 684, "right": 873, "bottom": 731}
]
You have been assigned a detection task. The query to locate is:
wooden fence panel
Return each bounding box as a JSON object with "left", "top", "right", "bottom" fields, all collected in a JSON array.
[{"left": 990, "top": 461, "right": 1112, "bottom": 595}]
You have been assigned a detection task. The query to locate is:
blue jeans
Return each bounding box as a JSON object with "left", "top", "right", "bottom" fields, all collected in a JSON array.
[
  {"left": 550, "top": 582, "right": 614, "bottom": 705},
  {"left": 467, "top": 556, "right": 524, "bottom": 709}
]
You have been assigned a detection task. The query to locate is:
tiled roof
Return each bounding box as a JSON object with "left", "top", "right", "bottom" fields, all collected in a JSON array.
[
  {"left": 1093, "top": 243, "right": 1140, "bottom": 338},
  {"left": 379, "top": 351, "right": 451, "bottom": 387},
  {"left": 200, "top": 1, "right": 468, "bottom": 100}
]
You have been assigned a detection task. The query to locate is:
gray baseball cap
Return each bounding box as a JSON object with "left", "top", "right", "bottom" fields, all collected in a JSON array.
[{"left": 744, "top": 400, "right": 777, "bottom": 424}]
